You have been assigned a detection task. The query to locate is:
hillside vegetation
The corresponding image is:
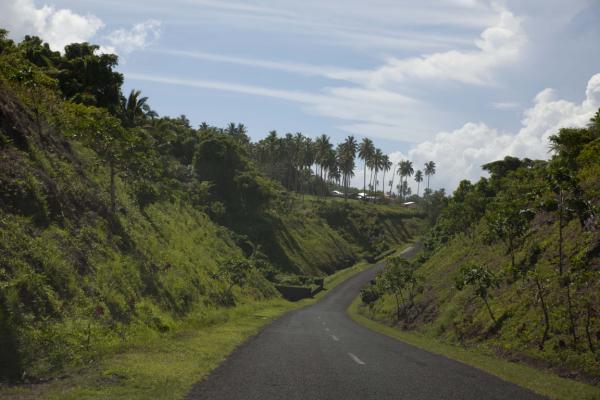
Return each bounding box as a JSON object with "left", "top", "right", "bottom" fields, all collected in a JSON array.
[
  {"left": 0, "top": 30, "right": 423, "bottom": 384},
  {"left": 359, "top": 119, "right": 600, "bottom": 386}
]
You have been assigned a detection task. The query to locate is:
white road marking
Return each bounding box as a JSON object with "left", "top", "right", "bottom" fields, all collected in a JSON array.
[
  {"left": 348, "top": 353, "right": 365, "bottom": 365},
  {"left": 400, "top": 246, "right": 414, "bottom": 255},
  {"left": 331, "top": 335, "right": 339, "bottom": 341}
]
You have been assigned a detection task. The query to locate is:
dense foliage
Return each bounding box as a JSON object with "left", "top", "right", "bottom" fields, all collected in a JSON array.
[
  {"left": 0, "top": 29, "right": 423, "bottom": 382},
  {"left": 362, "top": 118, "right": 600, "bottom": 383}
]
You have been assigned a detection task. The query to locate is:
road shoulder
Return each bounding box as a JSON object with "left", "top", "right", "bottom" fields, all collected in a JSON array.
[{"left": 347, "top": 296, "right": 600, "bottom": 400}]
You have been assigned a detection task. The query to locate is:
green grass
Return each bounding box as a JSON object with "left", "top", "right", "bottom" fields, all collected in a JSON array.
[
  {"left": 348, "top": 297, "right": 600, "bottom": 400},
  {"left": 0, "top": 258, "right": 376, "bottom": 400}
]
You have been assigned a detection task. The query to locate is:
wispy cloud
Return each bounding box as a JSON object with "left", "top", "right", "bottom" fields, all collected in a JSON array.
[
  {"left": 159, "top": 5, "right": 525, "bottom": 89},
  {"left": 126, "top": 72, "right": 433, "bottom": 142},
  {"left": 355, "top": 7, "right": 526, "bottom": 88},
  {"left": 126, "top": 73, "right": 322, "bottom": 103},
  {"left": 153, "top": 49, "right": 359, "bottom": 81},
  {"left": 492, "top": 101, "right": 520, "bottom": 110}
]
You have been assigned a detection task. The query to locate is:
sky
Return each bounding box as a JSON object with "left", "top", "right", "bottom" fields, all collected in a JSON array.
[{"left": 2, "top": 0, "right": 600, "bottom": 193}]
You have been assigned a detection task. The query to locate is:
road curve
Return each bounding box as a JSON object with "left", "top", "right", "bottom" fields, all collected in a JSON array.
[{"left": 187, "top": 247, "right": 546, "bottom": 400}]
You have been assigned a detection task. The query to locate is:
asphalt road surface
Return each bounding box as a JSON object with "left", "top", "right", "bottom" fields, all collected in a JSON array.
[{"left": 187, "top": 247, "right": 546, "bottom": 400}]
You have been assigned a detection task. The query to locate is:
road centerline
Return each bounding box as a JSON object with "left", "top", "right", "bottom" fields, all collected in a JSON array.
[{"left": 348, "top": 352, "right": 365, "bottom": 365}]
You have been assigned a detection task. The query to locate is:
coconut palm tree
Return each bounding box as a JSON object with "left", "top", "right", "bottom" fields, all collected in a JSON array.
[
  {"left": 381, "top": 155, "right": 392, "bottom": 197},
  {"left": 414, "top": 170, "right": 423, "bottom": 196},
  {"left": 371, "top": 148, "right": 383, "bottom": 195},
  {"left": 424, "top": 161, "right": 436, "bottom": 189},
  {"left": 358, "top": 138, "right": 375, "bottom": 195},
  {"left": 398, "top": 160, "right": 414, "bottom": 201},
  {"left": 338, "top": 136, "right": 357, "bottom": 199},
  {"left": 120, "top": 89, "right": 154, "bottom": 128},
  {"left": 390, "top": 161, "right": 402, "bottom": 196},
  {"left": 315, "top": 134, "right": 333, "bottom": 196}
]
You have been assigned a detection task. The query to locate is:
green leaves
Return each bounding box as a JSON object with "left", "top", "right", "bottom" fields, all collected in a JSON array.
[{"left": 455, "top": 264, "right": 499, "bottom": 299}]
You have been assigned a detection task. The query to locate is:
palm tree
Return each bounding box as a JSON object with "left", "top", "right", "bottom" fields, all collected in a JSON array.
[
  {"left": 398, "top": 160, "right": 414, "bottom": 201},
  {"left": 120, "top": 89, "right": 154, "bottom": 128},
  {"left": 390, "top": 162, "right": 402, "bottom": 196},
  {"left": 404, "top": 160, "right": 414, "bottom": 193},
  {"left": 424, "top": 161, "right": 436, "bottom": 190},
  {"left": 381, "top": 155, "right": 392, "bottom": 197},
  {"left": 358, "top": 138, "right": 375, "bottom": 195},
  {"left": 414, "top": 170, "right": 423, "bottom": 196},
  {"left": 338, "top": 136, "right": 357, "bottom": 199},
  {"left": 323, "top": 147, "right": 337, "bottom": 194},
  {"left": 371, "top": 148, "right": 383, "bottom": 196},
  {"left": 315, "top": 134, "right": 333, "bottom": 195}
]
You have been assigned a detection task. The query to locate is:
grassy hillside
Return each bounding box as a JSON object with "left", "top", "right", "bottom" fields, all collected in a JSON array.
[
  {"left": 357, "top": 130, "right": 600, "bottom": 388},
  {"left": 0, "top": 37, "right": 423, "bottom": 386}
]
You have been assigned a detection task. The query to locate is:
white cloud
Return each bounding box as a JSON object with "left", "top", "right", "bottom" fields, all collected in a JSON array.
[
  {"left": 492, "top": 101, "right": 520, "bottom": 110},
  {"left": 126, "top": 73, "right": 323, "bottom": 103},
  {"left": 0, "top": 0, "right": 104, "bottom": 51},
  {"left": 350, "top": 149, "right": 409, "bottom": 194},
  {"left": 146, "top": 4, "right": 523, "bottom": 142},
  {"left": 407, "top": 73, "right": 600, "bottom": 192},
  {"left": 0, "top": 1, "right": 162, "bottom": 55},
  {"left": 155, "top": 49, "right": 357, "bottom": 81},
  {"left": 356, "top": 7, "right": 526, "bottom": 88},
  {"left": 106, "top": 20, "right": 162, "bottom": 54}
]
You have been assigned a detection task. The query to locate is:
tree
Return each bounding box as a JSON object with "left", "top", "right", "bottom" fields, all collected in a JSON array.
[
  {"left": 218, "top": 258, "right": 253, "bottom": 304},
  {"left": 389, "top": 162, "right": 399, "bottom": 196},
  {"left": 360, "top": 285, "right": 380, "bottom": 315},
  {"left": 513, "top": 244, "right": 552, "bottom": 350},
  {"left": 414, "top": 170, "right": 423, "bottom": 196},
  {"left": 370, "top": 148, "right": 383, "bottom": 196},
  {"left": 425, "top": 161, "right": 436, "bottom": 189},
  {"left": 403, "top": 161, "right": 414, "bottom": 195},
  {"left": 337, "top": 136, "right": 357, "bottom": 199},
  {"left": 358, "top": 138, "right": 375, "bottom": 195},
  {"left": 315, "top": 134, "right": 333, "bottom": 196},
  {"left": 225, "top": 122, "right": 251, "bottom": 146},
  {"left": 381, "top": 155, "right": 392, "bottom": 198},
  {"left": 485, "top": 197, "right": 533, "bottom": 271},
  {"left": 455, "top": 264, "right": 499, "bottom": 324},
  {"left": 60, "top": 102, "right": 131, "bottom": 214},
  {"left": 119, "top": 89, "right": 155, "bottom": 128},
  {"left": 398, "top": 160, "right": 414, "bottom": 200},
  {"left": 59, "top": 43, "right": 124, "bottom": 113},
  {"left": 377, "top": 256, "right": 422, "bottom": 321}
]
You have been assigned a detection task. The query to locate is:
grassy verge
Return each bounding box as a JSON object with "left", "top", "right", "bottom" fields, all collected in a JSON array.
[
  {"left": 0, "top": 259, "right": 375, "bottom": 400},
  {"left": 347, "top": 297, "right": 600, "bottom": 400}
]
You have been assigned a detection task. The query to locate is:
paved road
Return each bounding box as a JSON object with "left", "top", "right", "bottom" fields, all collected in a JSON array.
[{"left": 187, "top": 247, "right": 546, "bottom": 400}]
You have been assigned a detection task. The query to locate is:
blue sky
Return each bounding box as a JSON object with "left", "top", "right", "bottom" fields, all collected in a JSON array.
[{"left": 2, "top": 0, "right": 600, "bottom": 191}]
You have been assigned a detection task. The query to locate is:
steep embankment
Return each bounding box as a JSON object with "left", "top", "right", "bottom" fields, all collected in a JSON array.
[
  {"left": 0, "top": 86, "right": 422, "bottom": 381},
  {"left": 366, "top": 214, "right": 600, "bottom": 385}
]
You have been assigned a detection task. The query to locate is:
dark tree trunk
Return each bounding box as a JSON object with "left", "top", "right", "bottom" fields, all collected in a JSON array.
[
  {"left": 534, "top": 277, "right": 550, "bottom": 350},
  {"left": 109, "top": 159, "right": 116, "bottom": 214},
  {"left": 483, "top": 296, "right": 496, "bottom": 324},
  {"left": 566, "top": 283, "right": 578, "bottom": 348},
  {"left": 585, "top": 303, "right": 595, "bottom": 352}
]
